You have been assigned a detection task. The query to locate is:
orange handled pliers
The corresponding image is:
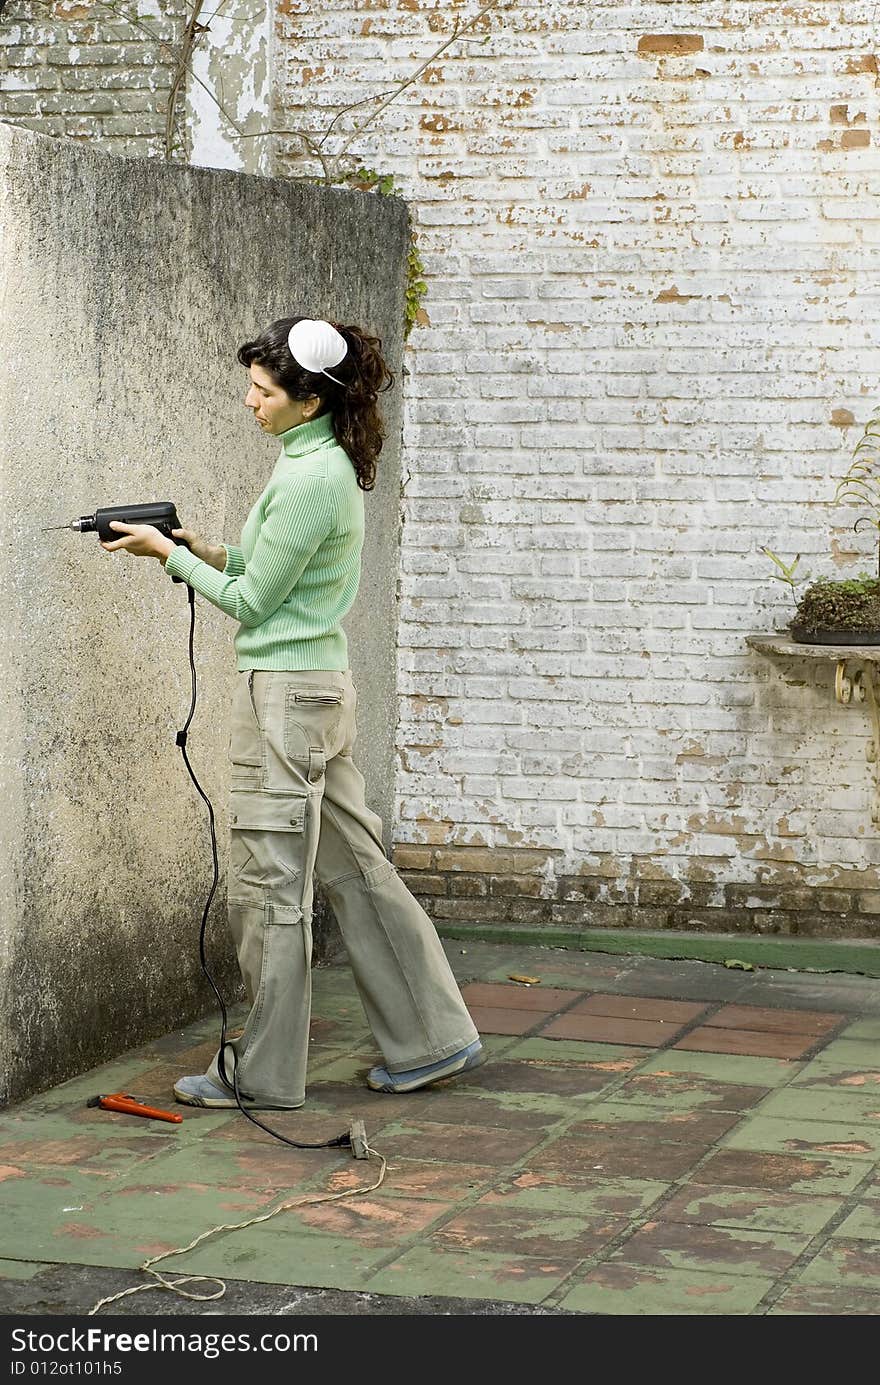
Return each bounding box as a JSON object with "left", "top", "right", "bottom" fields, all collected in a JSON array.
[{"left": 87, "top": 1092, "right": 183, "bottom": 1123}]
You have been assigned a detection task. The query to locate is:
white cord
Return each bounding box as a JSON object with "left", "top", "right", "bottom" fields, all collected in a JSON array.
[{"left": 88, "top": 1144, "right": 387, "bottom": 1316}]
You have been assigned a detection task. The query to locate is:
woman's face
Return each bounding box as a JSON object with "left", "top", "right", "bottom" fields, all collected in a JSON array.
[{"left": 244, "top": 362, "right": 322, "bottom": 435}]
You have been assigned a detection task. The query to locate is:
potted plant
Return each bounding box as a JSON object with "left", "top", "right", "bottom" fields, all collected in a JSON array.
[{"left": 763, "top": 407, "right": 880, "bottom": 645}]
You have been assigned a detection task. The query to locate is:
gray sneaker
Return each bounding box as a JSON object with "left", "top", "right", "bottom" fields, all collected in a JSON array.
[
  {"left": 367, "top": 1040, "right": 485, "bottom": 1093},
  {"left": 173, "top": 1074, "right": 304, "bottom": 1110}
]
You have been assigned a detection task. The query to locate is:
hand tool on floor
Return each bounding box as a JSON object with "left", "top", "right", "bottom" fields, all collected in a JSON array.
[{"left": 87, "top": 1092, "right": 183, "bottom": 1123}]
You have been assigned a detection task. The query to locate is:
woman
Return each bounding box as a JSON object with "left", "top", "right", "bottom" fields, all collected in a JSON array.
[{"left": 102, "top": 316, "right": 483, "bottom": 1110}]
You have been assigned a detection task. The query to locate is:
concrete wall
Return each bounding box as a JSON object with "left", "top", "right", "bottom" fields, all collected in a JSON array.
[{"left": 0, "top": 121, "right": 410, "bottom": 1103}]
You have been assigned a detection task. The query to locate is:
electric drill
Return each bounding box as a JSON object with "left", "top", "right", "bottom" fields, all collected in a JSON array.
[{"left": 44, "top": 502, "right": 190, "bottom": 581}]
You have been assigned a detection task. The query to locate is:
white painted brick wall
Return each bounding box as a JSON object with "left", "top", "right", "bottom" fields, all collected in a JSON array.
[
  {"left": 273, "top": 0, "right": 880, "bottom": 900},
  {"left": 0, "top": 0, "right": 187, "bottom": 157}
]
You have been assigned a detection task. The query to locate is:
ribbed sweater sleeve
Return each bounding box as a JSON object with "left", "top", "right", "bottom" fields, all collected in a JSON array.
[
  {"left": 164, "top": 474, "right": 334, "bottom": 627},
  {"left": 223, "top": 544, "right": 246, "bottom": 576}
]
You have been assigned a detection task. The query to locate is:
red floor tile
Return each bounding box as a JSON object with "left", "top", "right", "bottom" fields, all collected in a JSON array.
[
  {"left": 526, "top": 1134, "right": 703, "bottom": 1181},
  {"left": 539, "top": 1013, "right": 685, "bottom": 1046},
  {"left": 382, "top": 1121, "right": 544, "bottom": 1166},
  {"left": 674, "top": 1027, "right": 816, "bottom": 1060},
  {"left": 460, "top": 983, "right": 579, "bottom": 1013},
  {"left": 696, "top": 1149, "right": 852, "bottom": 1192},
  {"left": 566, "top": 994, "right": 710, "bottom": 1024},
  {"left": 466, "top": 1005, "right": 539, "bottom": 1036},
  {"left": 703, "top": 1005, "right": 844, "bottom": 1037},
  {"left": 609, "top": 1219, "right": 804, "bottom": 1275}
]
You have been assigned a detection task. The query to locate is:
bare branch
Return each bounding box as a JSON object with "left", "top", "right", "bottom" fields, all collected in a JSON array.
[
  {"left": 327, "top": 0, "right": 507, "bottom": 175},
  {"left": 165, "top": 1, "right": 210, "bottom": 160}
]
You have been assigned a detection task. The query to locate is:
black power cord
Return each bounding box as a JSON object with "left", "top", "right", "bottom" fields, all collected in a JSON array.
[{"left": 174, "top": 582, "right": 352, "bottom": 1154}]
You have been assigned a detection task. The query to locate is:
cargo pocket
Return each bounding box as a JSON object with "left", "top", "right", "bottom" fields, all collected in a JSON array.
[
  {"left": 229, "top": 789, "right": 308, "bottom": 899},
  {"left": 231, "top": 673, "right": 264, "bottom": 785}
]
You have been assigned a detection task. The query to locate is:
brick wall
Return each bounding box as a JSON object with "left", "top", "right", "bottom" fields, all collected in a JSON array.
[
  {"left": 6, "top": 1, "right": 880, "bottom": 938},
  {"left": 274, "top": 1, "right": 880, "bottom": 938},
  {"left": 0, "top": 0, "right": 188, "bottom": 159}
]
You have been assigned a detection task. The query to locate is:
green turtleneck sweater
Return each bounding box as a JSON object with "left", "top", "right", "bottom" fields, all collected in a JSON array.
[{"left": 164, "top": 412, "right": 364, "bottom": 671}]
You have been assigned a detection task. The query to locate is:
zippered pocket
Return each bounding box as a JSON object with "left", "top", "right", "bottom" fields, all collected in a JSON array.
[{"left": 291, "top": 690, "right": 344, "bottom": 706}]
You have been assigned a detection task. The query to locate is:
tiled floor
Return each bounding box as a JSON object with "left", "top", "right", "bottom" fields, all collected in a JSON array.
[
  {"left": 463, "top": 981, "right": 847, "bottom": 1060},
  {"left": 1, "top": 940, "right": 880, "bottom": 1316}
]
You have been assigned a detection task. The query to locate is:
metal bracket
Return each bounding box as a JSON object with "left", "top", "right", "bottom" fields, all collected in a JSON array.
[{"left": 835, "top": 660, "right": 880, "bottom": 822}]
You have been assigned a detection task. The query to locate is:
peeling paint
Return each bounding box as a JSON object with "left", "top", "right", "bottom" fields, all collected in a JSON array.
[{"left": 186, "top": 0, "right": 273, "bottom": 174}]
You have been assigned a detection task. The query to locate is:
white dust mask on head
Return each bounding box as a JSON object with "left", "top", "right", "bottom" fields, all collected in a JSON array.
[{"left": 287, "top": 318, "right": 348, "bottom": 387}]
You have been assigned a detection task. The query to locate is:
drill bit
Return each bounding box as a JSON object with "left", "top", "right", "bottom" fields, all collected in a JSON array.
[{"left": 42, "top": 523, "right": 75, "bottom": 531}]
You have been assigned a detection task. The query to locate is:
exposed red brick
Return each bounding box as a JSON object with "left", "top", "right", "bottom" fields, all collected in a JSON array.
[
  {"left": 842, "top": 129, "right": 871, "bottom": 148},
  {"left": 655, "top": 285, "right": 700, "bottom": 303},
  {"left": 830, "top": 408, "right": 855, "bottom": 427},
  {"left": 844, "top": 55, "right": 878, "bottom": 74},
  {"left": 391, "top": 846, "right": 435, "bottom": 870},
  {"left": 419, "top": 114, "right": 461, "bottom": 135},
  {"left": 637, "top": 34, "right": 704, "bottom": 56}
]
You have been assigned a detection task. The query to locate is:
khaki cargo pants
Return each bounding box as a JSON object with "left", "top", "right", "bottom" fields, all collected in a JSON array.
[{"left": 207, "top": 668, "right": 479, "bottom": 1106}]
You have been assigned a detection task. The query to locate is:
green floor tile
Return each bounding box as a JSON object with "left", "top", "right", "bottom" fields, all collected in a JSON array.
[
  {"left": 60, "top": 1181, "right": 287, "bottom": 1268},
  {"left": 637, "top": 1051, "right": 798, "bottom": 1086},
  {"left": 835, "top": 1019, "right": 880, "bottom": 1042},
  {"left": 789, "top": 1063, "right": 880, "bottom": 1091},
  {"left": 749, "top": 1088, "right": 880, "bottom": 1124},
  {"left": 476, "top": 1034, "right": 521, "bottom": 1056},
  {"left": 485, "top": 1176, "right": 669, "bottom": 1219},
  {"left": 798, "top": 1238, "right": 880, "bottom": 1289},
  {"left": 768, "top": 1284, "right": 880, "bottom": 1314},
  {"left": 556, "top": 1263, "right": 772, "bottom": 1315},
  {"left": 21, "top": 1059, "right": 187, "bottom": 1113},
  {"left": 722, "top": 1115, "right": 880, "bottom": 1160},
  {"left": 506, "top": 1038, "right": 645, "bottom": 1066},
  {"left": 301, "top": 1052, "right": 377, "bottom": 1083},
  {"left": 168, "top": 1221, "right": 391, "bottom": 1290},
  {"left": 366, "top": 1242, "right": 576, "bottom": 1304},
  {"left": 811, "top": 1040, "right": 880, "bottom": 1067},
  {"left": 106, "top": 1143, "right": 330, "bottom": 1200},
  {"left": 0, "top": 1119, "right": 181, "bottom": 1175},
  {"left": 0, "top": 1168, "right": 136, "bottom": 1268},
  {"left": 656, "top": 1185, "right": 843, "bottom": 1236},
  {"left": 831, "top": 1203, "right": 880, "bottom": 1241}
]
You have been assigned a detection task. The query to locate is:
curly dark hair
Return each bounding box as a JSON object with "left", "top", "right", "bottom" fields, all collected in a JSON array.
[{"left": 236, "top": 317, "right": 394, "bottom": 491}]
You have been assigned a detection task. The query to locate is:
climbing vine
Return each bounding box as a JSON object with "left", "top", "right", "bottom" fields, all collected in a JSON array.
[{"left": 342, "top": 167, "right": 429, "bottom": 341}]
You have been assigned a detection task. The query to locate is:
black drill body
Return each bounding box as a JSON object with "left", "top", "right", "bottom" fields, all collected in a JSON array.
[
  {"left": 45, "top": 502, "right": 190, "bottom": 580},
  {"left": 70, "top": 501, "right": 184, "bottom": 544}
]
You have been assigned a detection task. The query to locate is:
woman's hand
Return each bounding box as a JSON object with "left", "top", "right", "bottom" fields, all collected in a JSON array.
[
  {"left": 171, "top": 528, "right": 227, "bottom": 572},
  {"left": 100, "top": 522, "right": 175, "bottom": 564}
]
